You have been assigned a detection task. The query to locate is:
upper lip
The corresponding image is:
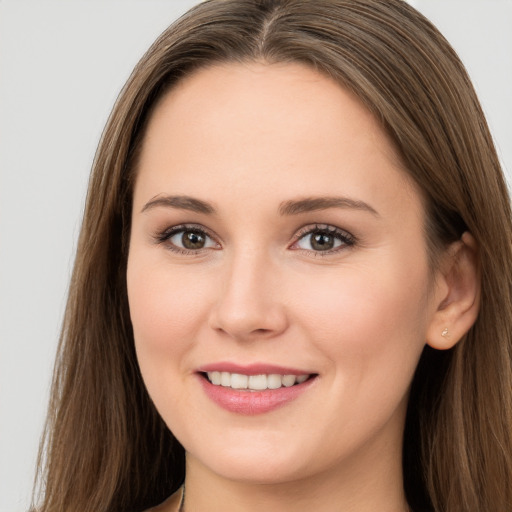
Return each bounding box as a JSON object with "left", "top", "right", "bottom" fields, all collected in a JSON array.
[{"left": 197, "top": 362, "right": 314, "bottom": 376}]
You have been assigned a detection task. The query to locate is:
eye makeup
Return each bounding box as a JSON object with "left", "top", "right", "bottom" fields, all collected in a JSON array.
[
  {"left": 152, "top": 223, "right": 220, "bottom": 256},
  {"left": 152, "top": 221, "right": 356, "bottom": 258},
  {"left": 290, "top": 223, "right": 356, "bottom": 255}
]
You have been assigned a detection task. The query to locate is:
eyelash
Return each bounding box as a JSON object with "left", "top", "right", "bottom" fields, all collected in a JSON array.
[
  {"left": 153, "top": 223, "right": 356, "bottom": 256},
  {"left": 291, "top": 224, "right": 356, "bottom": 256},
  {"left": 153, "top": 223, "right": 219, "bottom": 256}
]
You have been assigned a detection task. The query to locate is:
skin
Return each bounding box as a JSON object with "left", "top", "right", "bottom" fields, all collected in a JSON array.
[{"left": 127, "top": 62, "right": 478, "bottom": 512}]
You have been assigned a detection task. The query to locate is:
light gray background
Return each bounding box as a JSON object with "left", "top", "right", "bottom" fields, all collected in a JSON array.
[{"left": 1, "top": 1, "right": 511, "bottom": 510}]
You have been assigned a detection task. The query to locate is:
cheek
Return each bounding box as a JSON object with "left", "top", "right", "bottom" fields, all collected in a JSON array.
[
  {"left": 126, "top": 253, "right": 217, "bottom": 432},
  {"left": 126, "top": 253, "right": 209, "bottom": 374},
  {"left": 291, "top": 257, "right": 431, "bottom": 385},
  {"left": 286, "top": 260, "right": 432, "bottom": 458}
]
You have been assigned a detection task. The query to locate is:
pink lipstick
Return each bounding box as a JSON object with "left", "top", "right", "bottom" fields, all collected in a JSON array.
[{"left": 196, "top": 363, "right": 317, "bottom": 415}]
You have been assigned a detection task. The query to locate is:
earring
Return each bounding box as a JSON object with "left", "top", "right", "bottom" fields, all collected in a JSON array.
[{"left": 441, "top": 328, "right": 449, "bottom": 338}]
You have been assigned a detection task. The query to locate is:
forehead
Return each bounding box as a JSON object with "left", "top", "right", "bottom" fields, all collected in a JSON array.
[{"left": 134, "top": 61, "right": 422, "bottom": 223}]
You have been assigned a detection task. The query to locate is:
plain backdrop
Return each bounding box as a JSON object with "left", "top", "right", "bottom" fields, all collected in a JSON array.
[{"left": 1, "top": 1, "right": 511, "bottom": 510}]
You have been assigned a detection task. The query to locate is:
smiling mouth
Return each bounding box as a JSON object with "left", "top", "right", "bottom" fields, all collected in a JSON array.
[{"left": 203, "top": 371, "right": 315, "bottom": 391}]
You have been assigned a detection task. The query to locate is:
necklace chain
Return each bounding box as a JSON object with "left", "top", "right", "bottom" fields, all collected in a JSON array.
[{"left": 177, "top": 484, "right": 185, "bottom": 512}]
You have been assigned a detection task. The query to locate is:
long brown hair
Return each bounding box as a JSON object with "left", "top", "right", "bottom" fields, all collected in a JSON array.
[{"left": 33, "top": 1, "right": 512, "bottom": 511}]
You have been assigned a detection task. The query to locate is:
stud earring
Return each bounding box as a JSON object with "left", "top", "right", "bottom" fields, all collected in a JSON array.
[{"left": 441, "top": 328, "right": 449, "bottom": 338}]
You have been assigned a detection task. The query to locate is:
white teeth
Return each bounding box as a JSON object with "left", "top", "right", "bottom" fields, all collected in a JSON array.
[
  {"left": 206, "top": 371, "right": 310, "bottom": 390},
  {"left": 220, "top": 372, "right": 231, "bottom": 387},
  {"left": 230, "top": 373, "right": 248, "bottom": 389},
  {"left": 248, "top": 374, "right": 267, "bottom": 390},
  {"left": 282, "top": 375, "right": 296, "bottom": 387},
  {"left": 267, "top": 374, "right": 282, "bottom": 389}
]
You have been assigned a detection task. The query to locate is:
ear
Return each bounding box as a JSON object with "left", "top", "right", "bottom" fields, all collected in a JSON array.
[{"left": 426, "top": 232, "right": 480, "bottom": 350}]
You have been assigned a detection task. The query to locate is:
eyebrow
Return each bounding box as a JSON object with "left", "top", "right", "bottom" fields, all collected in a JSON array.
[
  {"left": 141, "top": 194, "right": 379, "bottom": 217},
  {"left": 141, "top": 195, "right": 216, "bottom": 214},
  {"left": 278, "top": 196, "right": 379, "bottom": 216}
]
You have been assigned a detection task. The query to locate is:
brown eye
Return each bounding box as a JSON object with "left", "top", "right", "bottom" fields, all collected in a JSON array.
[
  {"left": 310, "top": 232, "right": 335, "bottom": 251},
  {"left": 294, "top": 225, "right": 355, "bottom": 253},
  {"left": 163, "top": 226, "right": 218, "bottom": 252},
  {"left": 182, "top": 230, "right": 206, "bottom": 249}
]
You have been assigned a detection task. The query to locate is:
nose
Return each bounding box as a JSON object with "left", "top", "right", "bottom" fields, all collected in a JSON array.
[{"left": 208, "top": 250, "right": 288, "bottom": 341}]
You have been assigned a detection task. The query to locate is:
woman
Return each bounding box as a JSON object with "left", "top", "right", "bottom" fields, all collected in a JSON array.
[{"left": 33, "top": 1, "right": 512, "bottom": 511}]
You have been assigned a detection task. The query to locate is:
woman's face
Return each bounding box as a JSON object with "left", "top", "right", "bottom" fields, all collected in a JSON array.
[{"left": 127, "top": 62, "right": 443, "bottom": 485}]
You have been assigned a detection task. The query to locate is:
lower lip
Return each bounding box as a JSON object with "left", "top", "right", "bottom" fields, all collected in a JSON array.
[{"left": 198, "top": 375, "right": 316, "bottom": 415}]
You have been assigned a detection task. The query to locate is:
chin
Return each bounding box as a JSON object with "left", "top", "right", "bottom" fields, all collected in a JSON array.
[
  {"left": 185, "top": 432, "right": 318, "bottom": 484},
  {"left": 203, "top": 455, "right": 310, "bottom": 485}
]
